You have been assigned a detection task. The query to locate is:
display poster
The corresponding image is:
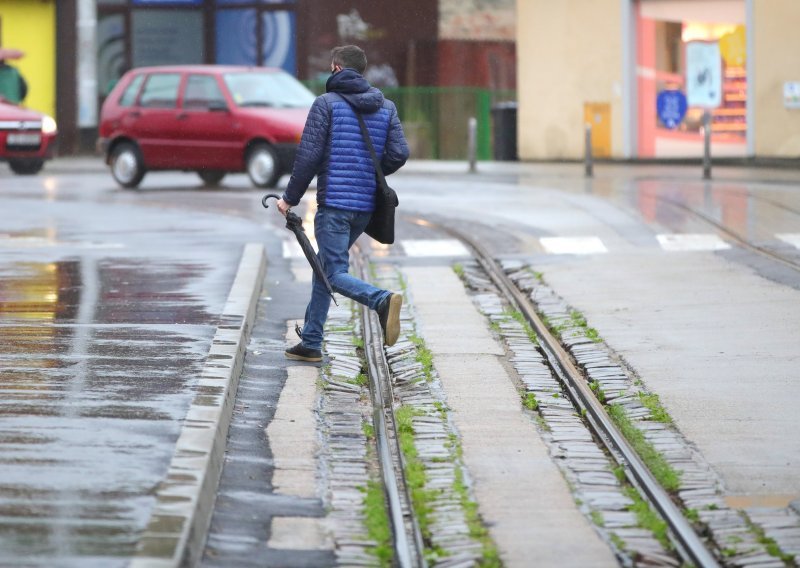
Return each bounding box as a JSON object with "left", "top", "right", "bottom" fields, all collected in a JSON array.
[
  {"left": 784, "top": 82, "right": 800, "bottom": 110},
  {"left": 686, "top": 41, "right": 722, "bottom": 109}
]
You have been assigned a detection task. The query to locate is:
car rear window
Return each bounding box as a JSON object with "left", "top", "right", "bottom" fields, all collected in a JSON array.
[
  {"left": 119, "top": 75, "right": 145, "bottom": 107},
  {"left": 140, "top": 73, "right": 181, "bottom": 108},
  {"left": 223, "top": 71, "right": 315, "bottom": 109}
]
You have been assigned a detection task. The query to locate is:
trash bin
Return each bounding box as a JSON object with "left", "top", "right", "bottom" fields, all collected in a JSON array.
[{"left": 491, "top": 101, "right": 518, "bottom": 161}]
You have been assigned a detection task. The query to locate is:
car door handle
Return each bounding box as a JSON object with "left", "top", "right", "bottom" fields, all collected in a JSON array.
[
  {"left": 176, "top": 113, "right": 189, "bottom": 120},
  {"left": 128, "top": 111, "right": 141, "bottom": 118}
]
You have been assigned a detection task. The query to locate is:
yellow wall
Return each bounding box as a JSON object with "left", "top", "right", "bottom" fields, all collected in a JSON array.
[
  {"left": 517, "top": 0, "right": 623, "bottom": 160},
  {"left": 0, "top": 0, "right": 56, "bottom": 117},
  {"left": 753, "top": 0, "right": 800, "bottom": 157}
]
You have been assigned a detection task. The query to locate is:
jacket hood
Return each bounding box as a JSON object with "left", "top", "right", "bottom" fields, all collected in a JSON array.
[{"left": 326, "top": 68, "right": 384, "bottom": 113}]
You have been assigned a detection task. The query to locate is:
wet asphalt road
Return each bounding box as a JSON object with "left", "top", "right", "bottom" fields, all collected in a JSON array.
[{"left": 0, "top": 166, "right": 276, "bottom": 566}]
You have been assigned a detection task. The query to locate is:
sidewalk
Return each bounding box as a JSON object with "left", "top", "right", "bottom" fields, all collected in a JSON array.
[{"left": 28, "top": 155, "right": 800, "bottom": 186}]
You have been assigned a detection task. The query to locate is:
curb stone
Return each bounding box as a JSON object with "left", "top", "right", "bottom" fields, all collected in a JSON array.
[{"left": 131, "top": 243, "right": 266, "bottom": 568}]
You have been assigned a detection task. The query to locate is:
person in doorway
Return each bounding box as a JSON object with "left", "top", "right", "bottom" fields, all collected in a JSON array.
[{"left": 276, "top": 44, "right": 409, "bottom": 362}]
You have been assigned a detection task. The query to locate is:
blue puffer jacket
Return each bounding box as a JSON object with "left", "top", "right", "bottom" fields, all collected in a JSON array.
[{"left": 282, "top": 69, "right": 409, "bottom": 212}]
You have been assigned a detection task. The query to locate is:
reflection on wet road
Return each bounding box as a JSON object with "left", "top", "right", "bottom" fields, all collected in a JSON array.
[{"left": 0, "top": 258, "right": 217, "bottom": 565}]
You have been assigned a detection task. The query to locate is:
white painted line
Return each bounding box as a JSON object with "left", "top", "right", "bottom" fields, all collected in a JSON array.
[
  {"left": 657, "top": 233, "right": 730, "bottom": 252},
  {"left": 282, "top": 240, "right": 303, "bottom": 259},
  {"left": 282, "top": 238, "right": 318, "bottom": 259},
  {"left": 539, "top": 236, "right": 608, "bottom": 255},
  {"left": 400, "top": 238, "right": 471, "bottom": 257},
  {"left": 776, "top": 233, "right": 800, "bottom": 249}
]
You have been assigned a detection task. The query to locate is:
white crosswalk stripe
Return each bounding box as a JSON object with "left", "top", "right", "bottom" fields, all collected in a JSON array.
[
  {"left": 282, "top": 240, "right": 307, "bottom": 259},
  {"left": 539, "top": 236, "right": 608, "bottom": 255},
  {"left": 280, "top": 233, "right": 797, "bottom": 259},
  {"left": 656, "top": 233, "right": 730, "bottom": 252},
  {"left": 776, "top": 233, "right": 800, "bottom": 249},
  {"left": 400, "top": 239, "right": 471, "bottom": 257}
]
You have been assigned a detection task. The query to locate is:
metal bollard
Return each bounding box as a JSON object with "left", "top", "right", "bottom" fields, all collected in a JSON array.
[
  {"left": 467, "top": 117, "right": 477, "bottom": 173},
  {"left": 584, "top": 123, "right": 593, "bottom": 178},
  {"left": 702, "top": 111, "right": 712, "bottom": 180}
]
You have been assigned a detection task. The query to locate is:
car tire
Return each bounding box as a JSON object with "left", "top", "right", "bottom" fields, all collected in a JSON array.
[
  {"left": 9, "top": 159, "right": 44, "bottom": 175},
  {"left": 198, "top": 170, "right": 226, "bottom": 187},
  {"left": 110, "top": 142, "right": 146, "bottom": 189},
  {"left": 246, "top": 143, "right": 280, "bottom": 188}
]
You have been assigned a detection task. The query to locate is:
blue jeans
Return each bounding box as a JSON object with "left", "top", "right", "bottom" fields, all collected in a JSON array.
[{"left": 301, "top": 206, "right": 390, "bottom": 351}]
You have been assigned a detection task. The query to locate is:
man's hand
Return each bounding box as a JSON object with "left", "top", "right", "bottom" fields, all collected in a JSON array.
[{"left": 276, "top": 198, "right": 290, "bottom": 217}]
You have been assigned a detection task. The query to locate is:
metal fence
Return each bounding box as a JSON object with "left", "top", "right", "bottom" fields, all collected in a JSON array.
[{"left": 305, "top": 83, "right": 516, "bottom": 161}]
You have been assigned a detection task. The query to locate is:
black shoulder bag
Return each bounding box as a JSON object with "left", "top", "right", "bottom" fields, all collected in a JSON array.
[{"left": 351, "top": 106, "right": 399, "bottom": 245}]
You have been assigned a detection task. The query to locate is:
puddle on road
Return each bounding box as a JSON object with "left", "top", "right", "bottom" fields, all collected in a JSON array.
[{"left": 0, "top": 257, "right": 220, "bottom": 563}]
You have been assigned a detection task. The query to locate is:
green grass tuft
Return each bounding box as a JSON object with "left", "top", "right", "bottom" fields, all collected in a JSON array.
[
  {"left": 363, "top": 481, "right": 393, "bottom": 565},
  {"left": 637, "top": 392, "right": 672, "bottom": 423},
  {"left": 409, "top": 334, "right": 434, "bottom": 381},
  {"left": 506, "top": 309, "right": 540, "bottom": 345},
  {"left": 623, "top": 486, "right": 671, "bottom": 550},
  {"left": 607, "top": 404, "right": 682, "bottom": 492},
  {"left": 362, "top": 421, "right": 374, "bottom": 439},
  {"left": 522, "top": 392, "right": 539, "bottom": 411}
]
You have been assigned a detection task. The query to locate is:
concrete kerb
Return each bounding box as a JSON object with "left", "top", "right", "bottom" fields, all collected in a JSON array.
[{"left": 131, "top": 243, "right": 266, "bottom": 568}]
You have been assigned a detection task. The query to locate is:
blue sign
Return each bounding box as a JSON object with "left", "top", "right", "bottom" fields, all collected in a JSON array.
[{"left": 657, "top": 90, "right": 688, "bottom": 129}]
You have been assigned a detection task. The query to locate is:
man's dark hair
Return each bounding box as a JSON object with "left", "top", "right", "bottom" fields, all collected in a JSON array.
[{"left": 331, "top": 45, "right": 367, "bottom": 74}]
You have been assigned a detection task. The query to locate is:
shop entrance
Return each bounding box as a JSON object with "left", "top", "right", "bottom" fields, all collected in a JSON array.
[{"left": 636, "top": 0, "right": 747, "bottom": 158}]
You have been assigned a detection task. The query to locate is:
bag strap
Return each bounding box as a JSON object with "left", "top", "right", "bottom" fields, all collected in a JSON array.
[{"left": 337, "top": 94, "right": 389, "bottom": 191}]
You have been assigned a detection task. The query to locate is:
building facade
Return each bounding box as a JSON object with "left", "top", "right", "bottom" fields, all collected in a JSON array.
[{"left": 517, "top": 0, "right": 800, "bottom": 160}]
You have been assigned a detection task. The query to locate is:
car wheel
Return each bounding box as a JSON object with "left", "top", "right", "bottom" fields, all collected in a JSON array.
[
  {"left": 246, "top": 143, "right": 280, "bottom": 188},
  {"left": 8, "top": 159, "right": 44, "bottom": 175},
  {"left": 110, "top": 142, "right": 146, "bottom": 189},
  {"left": 198, "top": 170, "right": 226, "bottom": 187}
]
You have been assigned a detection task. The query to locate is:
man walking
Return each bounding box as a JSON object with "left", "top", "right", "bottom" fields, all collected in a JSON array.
[{"left": 276, "top": 45, "right": 409, "bottom": 362}]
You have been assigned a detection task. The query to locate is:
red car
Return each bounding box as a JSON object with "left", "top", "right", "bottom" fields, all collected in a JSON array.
[
  {"left": 97, "top": 65, "right": 314, "bottom": 189},
  {"left": 0, "top": 98, "right": 58, "bottom": 175}
]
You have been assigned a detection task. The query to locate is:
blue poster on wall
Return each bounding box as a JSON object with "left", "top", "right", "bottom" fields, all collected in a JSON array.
[
  {"left": 215, "top": 9, "right": 296, "bottom": 74},
  {"left": 656, "top": 90, "right": 688, "bottom": 129},
  {"left": 262, "top": 11, "right": 296, "bottom": 74}
]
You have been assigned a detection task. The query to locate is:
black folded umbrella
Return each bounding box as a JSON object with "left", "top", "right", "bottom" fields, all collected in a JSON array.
[{"left": 263, "top": 194, "right": 337, "bottom": 305}]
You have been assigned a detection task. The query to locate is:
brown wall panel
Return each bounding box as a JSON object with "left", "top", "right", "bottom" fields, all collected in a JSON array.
[
  {"left": 296, "top": 1, "right": 438, "bottom": 86},
  {"left": 437, "top": 40, "right": 516, "bottom": 90}
]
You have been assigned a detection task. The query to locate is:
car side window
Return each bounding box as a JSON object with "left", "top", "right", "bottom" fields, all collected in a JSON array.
[
  {"left": 119, "top": 75, "right": 145, "bottom": 107},
  {"left": 183, "top": 75, "right": 226, "bottom": 110},
  {"left": 139, "top": 73, "right": 181, "bottom": 108}
]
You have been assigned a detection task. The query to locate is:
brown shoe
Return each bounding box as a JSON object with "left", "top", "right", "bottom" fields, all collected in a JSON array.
[
  {"left": 285, "top": 342, "right": 322, "bottom": 362},
  {"left": 377, "top": 293, "right": 403, "bottom": 347}
]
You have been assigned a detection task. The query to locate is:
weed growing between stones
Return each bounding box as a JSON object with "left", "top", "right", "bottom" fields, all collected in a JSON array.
[
  {"left": 606, "top": 404, "right": 681, "bottom": 492},
  {"left": 363, "top": 480, "right": 393, "bottom": 566}
]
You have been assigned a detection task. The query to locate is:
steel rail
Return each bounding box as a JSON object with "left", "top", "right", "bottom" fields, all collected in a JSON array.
[
  {"left": 352, "top": 247, "right": 427, "bottom": 568},
  {"left": 422, "top": 219, "right": 720, "bottom": 568}
]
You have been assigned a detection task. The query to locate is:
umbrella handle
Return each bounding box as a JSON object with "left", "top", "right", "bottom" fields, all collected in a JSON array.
[{"left": 261, "top": 194, "right": 281, "bottom": 209}]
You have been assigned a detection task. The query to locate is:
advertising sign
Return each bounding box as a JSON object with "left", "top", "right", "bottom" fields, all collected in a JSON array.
[
  {"left": 686, "top": 41, "right": 722, "bottom": 109},
  {"left": 656, "top": 90, "right": 688, "bottom": 129},
  {"left": 784, "top": 82, "right": 800, "bottom": 109}
]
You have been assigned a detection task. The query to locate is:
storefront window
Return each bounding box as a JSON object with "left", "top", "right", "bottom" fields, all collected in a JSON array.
[
  {"left": 637, "top": 0, "right": 747, "bottom": 158},
  {"left": 98, "top": 14, "right": 126, "bottom": 97},
  {"left": 132, "top": 10, "right": 204, "bottom": 66}
]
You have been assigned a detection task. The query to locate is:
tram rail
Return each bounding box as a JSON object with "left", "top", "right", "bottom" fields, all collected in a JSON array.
[
  {"left": 352, "top": 247, "right": 427, "bottom": 568},
  {"left": 415, "top": 217, "right": 722, "bottom": 568}
]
